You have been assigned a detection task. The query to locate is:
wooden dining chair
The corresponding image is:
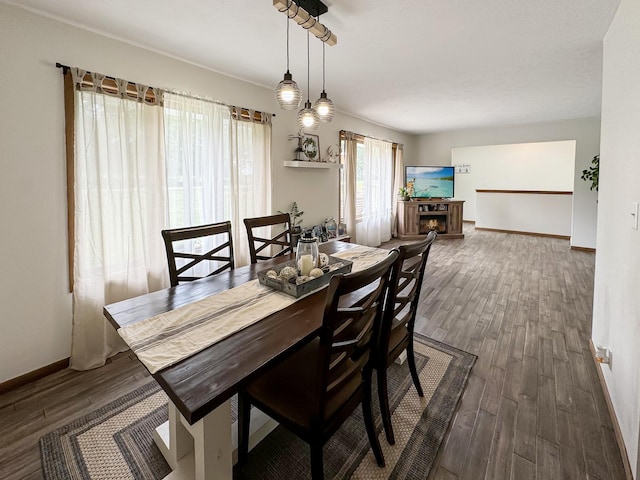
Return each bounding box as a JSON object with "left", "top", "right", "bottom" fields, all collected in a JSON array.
[
  {"left": 375, "top": 231, "right": 437, "bottom": 445},
  {"left": 237, "top": 250, "right": 400, "bottom": 479},
  {"left": 161, "top": 221, "right": 234, "bottom": 287},
  {"left": 243, "top": 213, "right": 292, "bottom": 264}
]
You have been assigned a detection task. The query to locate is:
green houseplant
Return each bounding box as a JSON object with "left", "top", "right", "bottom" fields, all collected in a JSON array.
[
  {"left": 279, "top": 201, "right": 304, "bottom": 245},
  {"left": 398, "top": 187, "right": 410, "bottom": 201},
  {"left": 581, "top": 154, "right": 599, "bottom": 191}
]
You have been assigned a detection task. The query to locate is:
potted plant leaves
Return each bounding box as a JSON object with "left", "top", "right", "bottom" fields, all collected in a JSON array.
[
  {"left": 581, "top": 154, "right": 599, "bottom": 191},
  {"left": 279, "top": 201, "right": 304, "bottom": 246}
]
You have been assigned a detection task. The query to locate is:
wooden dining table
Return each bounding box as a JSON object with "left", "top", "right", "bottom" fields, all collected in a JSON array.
[{"left": 103, "top": 240, "right": 359, "bottom": 480}]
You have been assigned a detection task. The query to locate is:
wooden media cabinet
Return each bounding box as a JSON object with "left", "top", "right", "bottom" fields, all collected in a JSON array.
[{"left": 397, "top": 199, "right": 465, "bottom": 240}]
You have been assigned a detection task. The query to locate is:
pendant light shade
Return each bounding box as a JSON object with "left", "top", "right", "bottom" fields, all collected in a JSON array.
[
  {"left": 275, "top": 1, "right": 302, "bottom": 110},
  {"left": 314, "top": 42, "right": 334, "bottom": 122},
  {"left": 297, "top": 30, "right": 319, "bottom": 133},
  {"left": 276, "top": 71, "right": 302, "bottom": 110},
  {"left": 314, "top": 91, "right": 334, "bottom": 123},
  {"left": 297, "top": 100, "right": 320, "bottom": 132}
]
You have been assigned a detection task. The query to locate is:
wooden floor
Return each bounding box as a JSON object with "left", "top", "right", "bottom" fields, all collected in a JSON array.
[{"left": 0, "top": 225, "right": 627, "bottom": 480}]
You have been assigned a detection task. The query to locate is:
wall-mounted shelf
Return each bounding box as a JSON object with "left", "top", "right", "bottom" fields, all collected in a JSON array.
[{"left": 284, "top": 160, "right": 342, "bottom": 170}]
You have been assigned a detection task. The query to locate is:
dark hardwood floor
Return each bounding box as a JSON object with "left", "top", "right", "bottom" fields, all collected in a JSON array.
[{"left": 0, "top": 224, "right": 626, "bottom": 479}]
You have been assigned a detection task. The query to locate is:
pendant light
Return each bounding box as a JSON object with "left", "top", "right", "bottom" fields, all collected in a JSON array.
[
  {"left": 314, "top": 41, "right": 334, "bottom": 123},
  {"left": 275, "top": 1, "right": 302, "bottom": 110},
  {"left": 297, "top": 30, "right": 319, "bottom": 133}
]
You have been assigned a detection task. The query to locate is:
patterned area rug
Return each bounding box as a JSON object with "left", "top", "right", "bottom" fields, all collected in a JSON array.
[{"left": 40, "top": 335, "right": 475, "bottom": 480}]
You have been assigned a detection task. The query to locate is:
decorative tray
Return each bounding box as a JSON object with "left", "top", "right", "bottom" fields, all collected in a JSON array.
[{"left": 257, "top": 256, "right": 353, "bottom": 298}]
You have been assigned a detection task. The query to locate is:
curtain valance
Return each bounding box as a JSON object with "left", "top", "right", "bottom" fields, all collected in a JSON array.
[
  {"left": 62, "top": 64, "right": 273, "bottom": 123},
  {"left": 70, "top": 67, "right": 163, "bottom": 105}
]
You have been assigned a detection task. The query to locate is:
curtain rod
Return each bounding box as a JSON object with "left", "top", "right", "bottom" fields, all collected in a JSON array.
[
  {"left": 55, "top": 62, "right": 276, "bottom": 117},
  {"left": 163, "top": 90, "right": 275, "bottom": 117},
  {"left": 340, "top": 130, "right": 403, "bottom": 148}
]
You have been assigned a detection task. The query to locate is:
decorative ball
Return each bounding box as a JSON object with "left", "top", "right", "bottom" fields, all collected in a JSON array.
[
  {"left": 318, "top": 253, "right": 329, "bottom": 267},
  {"left": 328, "top": 262, "right": 344, "bottom": 272},
  {"left": 309, "top": 268, "right": 324, "bottom": 278},
  {"left": 278, "top": 266, "right": 298, "bottom": 281},
  {"left": 266, "top": 270, "right": 278, "bottom": 279},
  {"left": 296, "top": 275, "right": 312, "bottom": 285}
]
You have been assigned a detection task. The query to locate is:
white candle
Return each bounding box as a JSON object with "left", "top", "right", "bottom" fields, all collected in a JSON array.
[{"left": 300, "top": 254, "right": 314, "bottom": 276}]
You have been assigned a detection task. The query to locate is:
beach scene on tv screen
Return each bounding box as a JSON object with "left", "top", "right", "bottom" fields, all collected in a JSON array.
[{"left": 406, "top": 167, "right": 454, "bottom": 198}]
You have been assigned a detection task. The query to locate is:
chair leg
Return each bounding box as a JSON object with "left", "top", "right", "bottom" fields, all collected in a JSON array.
[
  {"left": 237, "top": 392, "right": 251, "bottom": 464},
  {"left": 363, "top": 371, "right": 385, "bottom": 467},
  {"left": 407, "top": 340, "right": 424, "bottom": 397},
  {"left": 310, "top": 442, "right": 324, "bottom": 480},
  {"left": 377, "top": 367, "right": 395, "bottom": 445}
]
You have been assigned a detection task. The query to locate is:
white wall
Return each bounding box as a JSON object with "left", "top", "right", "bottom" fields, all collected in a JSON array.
[
  {"left": 452, "top": 140, "right": 576, "bottom": 222},
  {"left": 594, "top": 0, "right": 640, "bottom": 475},
  {"left": 476, "top": 192, "right": 573, "bottom": 236},
  {"left": 416, "top": 118, "right": 601, "bottom": 248},
  {"left": 0, "top": 4, "right": 416, "bottom": 383}
]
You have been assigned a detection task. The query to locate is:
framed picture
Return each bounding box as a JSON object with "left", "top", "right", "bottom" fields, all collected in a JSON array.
[{"left": 301, "top": 134, "right": 320, "bottom": 161}]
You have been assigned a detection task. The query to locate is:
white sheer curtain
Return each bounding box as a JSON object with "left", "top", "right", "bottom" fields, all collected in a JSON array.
[
  {"left": 163, "top": 93, "right": 271, "bottom": 267},
  {"left": 230, "top": 117, "right": 272, "bottom": 266},
  {"left": 356, "top": 137, "right": 394, "bottom": 246},
  {"left": 163, "top": 94, "right": 232, "bottom": 277},
  {"left": 71, "top": 84, "right": 168, "bottom": 370},
  {"left": 70, "top": 76, "right": 272, "bottom": 369}
]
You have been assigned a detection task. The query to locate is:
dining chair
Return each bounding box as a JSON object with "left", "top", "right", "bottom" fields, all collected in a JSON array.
[
  {"left": 375, "top": 231, "right": 437, "bottom": 445},
  {"left": 243, "top": 213, "right": 292, "bottom": 264},
  {"left": 237, "top": 250, "right": 400, "bottom": 479},
  {"left": 161, "top": 221, "right": 234, "bottom": 287}
]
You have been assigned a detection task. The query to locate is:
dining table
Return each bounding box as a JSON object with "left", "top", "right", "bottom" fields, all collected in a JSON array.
[{"left": 103, "top": 240, "right": 387, "bottom": 480}]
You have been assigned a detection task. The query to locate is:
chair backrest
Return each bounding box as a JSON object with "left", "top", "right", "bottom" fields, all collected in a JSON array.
[
  {"left": 243, "top": 213, "right": 292, "bottom": 264},
  {"left": 380, "top": 231, "right": 437, "bottom": 354},
  {"left": 161, "top": 221, "right": 235, "bottom": 287},
  {"left": 312, "top": 250, "right": 399, "bottom": 420}
]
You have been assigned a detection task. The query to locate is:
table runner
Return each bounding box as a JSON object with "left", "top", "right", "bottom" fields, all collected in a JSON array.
[{"left": 118, "top": 245, "right": 390, "bottom": 374}]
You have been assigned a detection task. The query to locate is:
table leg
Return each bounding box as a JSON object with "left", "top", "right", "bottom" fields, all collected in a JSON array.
[{"left": 154, "top": 399, "right": 233, "bottom": 480}]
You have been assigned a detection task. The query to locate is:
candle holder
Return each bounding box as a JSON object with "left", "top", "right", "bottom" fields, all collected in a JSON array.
[{"left": 296, "top": 229, "right": 319, "bottom": 276}]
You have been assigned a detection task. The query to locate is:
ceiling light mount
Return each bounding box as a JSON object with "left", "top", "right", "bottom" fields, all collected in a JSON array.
[
  {"left": 273, "top": 0, "right": 337, "bottom": 46},
  {"left": 291, "top": 0, "right": 327, "bottom": 17}
]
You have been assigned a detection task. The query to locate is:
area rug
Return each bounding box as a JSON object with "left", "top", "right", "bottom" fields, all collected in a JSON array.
[{"left": 40, "top": 335, "right": 475, "bottom": 480}]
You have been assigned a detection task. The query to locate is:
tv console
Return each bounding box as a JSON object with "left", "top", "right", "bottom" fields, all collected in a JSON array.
[{"left": 397, "top": 199, "right": 464, "bottom": 240}]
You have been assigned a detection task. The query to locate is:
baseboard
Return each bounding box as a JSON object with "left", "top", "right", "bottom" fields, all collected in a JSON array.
[
  {"left": 571, "top": 245, "right": 596, "bottom": 253},
  {"left": 0, "top": 358, "right": 70, "bottom": 395},
  {"left": 474, "top": 227, "right": 570, "bottom": 240},
  {"left": 588, "top": 340, "right": 634, "bottom": 480}
]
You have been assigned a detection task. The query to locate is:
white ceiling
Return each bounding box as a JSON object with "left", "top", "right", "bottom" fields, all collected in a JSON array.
[{"left": 8, "top": 0, "right": 620, "bottom": 134}]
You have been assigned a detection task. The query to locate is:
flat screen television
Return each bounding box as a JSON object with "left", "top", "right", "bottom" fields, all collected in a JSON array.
[{"left": 405, "top": 166, "right": 455, "bottom": 199}]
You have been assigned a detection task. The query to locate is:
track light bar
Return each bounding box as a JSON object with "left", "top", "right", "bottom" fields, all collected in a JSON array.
[{"left": 273, "top": 0, "right": 337, "bottom": 46}]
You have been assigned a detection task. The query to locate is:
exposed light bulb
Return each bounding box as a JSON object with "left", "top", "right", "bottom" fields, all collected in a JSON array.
[
  {"left": 316, "top": 103, "right": 329, "bottom": 116},
  {"left": 314, "top": 91, "right": 334, "bottom": 123},
  {"left": 275, "top": 71, "right": 302, "bottom": 110},
  {"left": 297, "top": 100, "right": 319, "bottom": 133}
]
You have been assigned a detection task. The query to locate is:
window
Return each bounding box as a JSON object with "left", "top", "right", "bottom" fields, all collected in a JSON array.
[
  {"left": 63, "top": 66, "right": 272, "bottom": 369},
  {"left": 339, "top": 131, "right": 398, "bottom": 246}
]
